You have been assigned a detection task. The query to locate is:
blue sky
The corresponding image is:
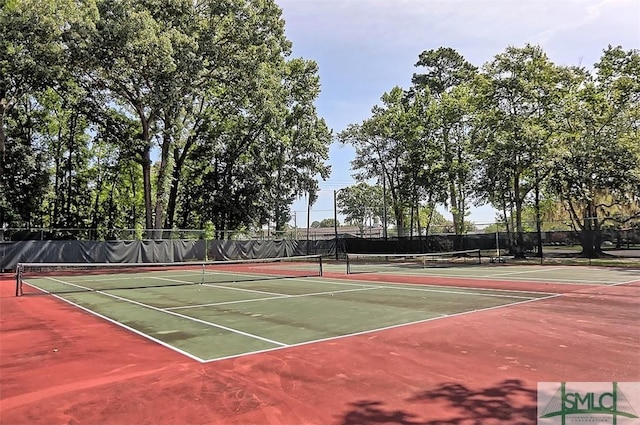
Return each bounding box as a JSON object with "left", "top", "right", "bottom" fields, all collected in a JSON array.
[{"left": 277, "top": 0, "right": 640, "bottom": 227}]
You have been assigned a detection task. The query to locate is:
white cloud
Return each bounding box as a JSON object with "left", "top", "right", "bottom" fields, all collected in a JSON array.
[
  {"left": 278, "top": 0, "right": 639, "bottom": 66},
  {"left": 277, "top": 0, "right": 639, "bottom": 222},
  {"left": 526, "top": 0, "right": 630, "bottom": 43}
]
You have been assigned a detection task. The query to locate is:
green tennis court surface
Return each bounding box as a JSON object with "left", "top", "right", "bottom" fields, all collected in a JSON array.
[
  {"left": 21, "top": 268, "right": 559, "bottom": 362},
  {"left": 337, "top": 260, "right": 640, "bottom": 285}
]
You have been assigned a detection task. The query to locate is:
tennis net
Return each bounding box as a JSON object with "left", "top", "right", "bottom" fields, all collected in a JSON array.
[
  {"left": 15, "top": 255, "right": 323, "bottom": 296},
  {"left": 345, "top": 249, "right": 481, "bottom": 274}
]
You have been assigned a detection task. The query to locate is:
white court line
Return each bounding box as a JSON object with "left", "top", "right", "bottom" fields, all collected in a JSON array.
[
  {"left": 191, "top": 273, "right": 554, "bottom": 297},
  {"left": 622, "top": 278, "right": 640, "bottom": 284},
  {"left": 149, "top": 276, "right": 286, "bottom": 297},
  {"left": 295, "top": 276, "right": 554, "bottom": 298},
  {"left": 22, "top": 279, "right": 206, "bottom": 362},
  {"left": 39, "top": 276, "right": 289, "bottom": 348},
  {"left": 155, "top": 275, "right": 546, "bottom": 312},
  {"left": 26, "top": 274, "right": 563, "bottom": 364},
  {"left": 485, "top": 267, "right": 640, "bottom": 284},
  {"left": 487, "top": 267, "right": 565, "bottom": 277},
  {"left": 331, "top": 280, "right": 540, "bottom": 299},
  {"left": 199, "top": 293, "right": 562, "bottom": 363},
  {"left": 166, "top": 286, "right": 384, "bottom": 310},
  {"left": 360, "top": 268, "right": 629, "bottom": 285},
  {"left": 606, "top": 278, "right": 640, "bottom": 287},
  {"left": 62, "top": 272, "right": 203, "bottom": 283}
]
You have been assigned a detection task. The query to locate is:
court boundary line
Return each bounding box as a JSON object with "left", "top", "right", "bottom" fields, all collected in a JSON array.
[
  {"left": 23, "top": 286, "right": 208, "bottom": 362},
  {"left": 33, "top": 269, "right": 553, "bottom": 303},
  {"left": 356, "top": 271, "right": 636, "bottom": 286},
  {"left": 488, "top": 267, "right": 565, "bottom": 277},
  {"left": 164, "top": 278, "right": 546, "bottom": 312},
  {"left": 22, "top": 274, "right": 556, "bottom": 363},
  {"left": 326, "top": 278, "right": 559, "bottom": 295},
  {"left": 150, "top": 276, "right": 287, "bottom": 297},
  {"left": 25, "top": 272, "right": 555, "bottom": 310},
  {"left": 300, "top": 276, "right": 558, "bottom": 297},
  {"left": 153, "top": 273, "right": 556, "bottom": 312},
  {"left": 199, "top": 293, "right": 562, "bottom": 363},
  {"left": 35, "top": 276, "right": 290, "bottom": 348},
  {"left": 25, "top": 271, "right": 636, "bottom": 363},
  {"left": 615, "top": 278, "right": 640, "bottom": 286},
  {"left": 191, "top": 273, "right": 558, "bottom": 297},
  {"left": 166, "top": 286, "right": 383, "bottom": 311},
  {"left": 346, "top": 267, "right": 636, "bottom": 285}
]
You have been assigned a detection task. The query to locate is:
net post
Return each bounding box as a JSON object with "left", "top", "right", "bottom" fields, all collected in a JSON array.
[
  {"left": 15, "top": 264, "right": 23, "bottom": 297},
  {"left": 477, "top": 249, "right": 482, "bottom": 265},
  {"left": 346, "top": 254, "right": 350, "bottom": 274},
  {"left": 319, "top": 255, "right": 323, "bottom": 276}
]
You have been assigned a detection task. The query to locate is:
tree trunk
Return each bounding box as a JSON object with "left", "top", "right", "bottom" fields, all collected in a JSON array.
[
  {"left": 141, "top": 146, "right": 153, "bottom": 233},
  {"left": 52, "top": 126, "right": 62, "bottom": 227},
  {"left": 580, "top": 203, "right": 602, "bottom": 258},
  {"left": 165, "top": 151, "right": 185, "bottom": 229},
  {"left": 449, "top": 181, "right": 458, "bottom": 235},
  {"left": 165, "top": 133, "right": 197, "bottom": 230},
  {"left": 129, "top": 166, "right": 138, "bottom": 229},
  {"left": 409, "top": 198, "right": 415, "bottom": 240},
  {"left": 501, "top": 202, "right": 512, "bottom": 255},
  {"left": 153, "top": 122, "right": 173, "bottom": 237},
  {"left": 534, "top": 174, "right": 544, "bottom": 260},
  {"left": 513, "top": 173, "right": 526, "bottom": 259},
  {"left": 0, "top": 100, "right": 6, "bottom": 177},
  {"left": 136, "top": 112, "right": 154, "bottom": 234}
]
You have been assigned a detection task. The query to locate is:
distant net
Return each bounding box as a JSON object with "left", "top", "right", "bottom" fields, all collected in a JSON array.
[
  {"left": 345, "top": 249, "right": 481, "bottom": 274},
  {"left": 15, "top": 255, "right": 323, "bottom": 296}
]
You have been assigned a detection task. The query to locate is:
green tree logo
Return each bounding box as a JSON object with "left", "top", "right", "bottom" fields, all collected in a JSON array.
[{"left": 539, "top": 382, "right": 639, "bottom": 424}]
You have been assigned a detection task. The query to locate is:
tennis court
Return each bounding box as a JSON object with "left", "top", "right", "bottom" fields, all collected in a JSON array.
[
  {"left": 13, "top": 256, "right": 563, "bottom": 362},
  {"left": 343, "top": 251, "right": 640, "bottom": 285},
  {"left": 1, "top": 255, "right": 639, "bottom": 425}
]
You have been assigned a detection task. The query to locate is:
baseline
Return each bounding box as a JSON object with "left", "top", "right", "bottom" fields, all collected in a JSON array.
[
  {"left": 166, "top": 286, "right": 382, "bottom": 311},
  {"left": 199, "top": 292, "right": 562, "bottom": 363},
  {"left": 343, "top": 267, "right": 633, "bottom": 286},
  {"left": 30, "top": 276, "right": 289, "bottom": 349}
]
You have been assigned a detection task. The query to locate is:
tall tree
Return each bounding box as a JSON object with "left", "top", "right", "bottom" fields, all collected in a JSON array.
[
  {"left": 549, "top": 46, "right": 640, "bottom": 256},
  {"left": 38, "top": 84, "right": 93, "bottom": 230},
  {"left": 0, "top": 96, "right": 49, "bottom": 227},
  {"left": 402, "top": 85, "right": 448, "bottom": 239},
  {"left": 339, "top": 86, "right": 417, "bottom": 236},
  {"left": 75, "top": 0, "right": 293, "bottom": 234},
  {"left": 412, "top": 47, "right": 478, "bottom": 241},
  {"left": 176, "top": 58, "right": 330, "bottom": 237},
  {"left": 262, "top": 58, "right": 331, "bottom": 232},
  {"left": 0, "top": 0, "right": 97, "bottom": 227},
  {"left": 474, "top": 44, "right": 561, "bottom": 257},
  {"left": 336, "top": 182, "right": 384, "bottom": 235}
]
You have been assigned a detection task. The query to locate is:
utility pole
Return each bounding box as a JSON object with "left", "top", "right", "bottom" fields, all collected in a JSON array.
[{"left": 334, "top": 190, "right": 339, "bottom": 260}]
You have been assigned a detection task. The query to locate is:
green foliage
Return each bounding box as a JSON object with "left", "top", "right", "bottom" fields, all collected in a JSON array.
[
  {"left": 336, "top": 183, "right": 383, "bottom": 235},
  {"left": 472, "top": 44, "right": 565, "bottom": 253},
  {"left": 318, "top": 218, "right": 338, "bottom": 228},
  {"left": 411, "top": 48, "right": 478, "bottom": 237},
  {"left": 484, "top": 201, "right": 574, "bottom": 233},
  {"left": 338, "top": 86, "right": 427, "bottom": 236},
  {"left": 134, "top": 222, "right": 143, "bottom": 240},
  {"left": 340, "top": 48, "right": 478, "bottom": 239},
  {"left": 1, "top": 0, "right": 330, "bottom": 238},
  {"left": 547, "top": 46, "right": 640, "bottom": 254},
  {"left": 2, "top": 2, "right": 637, "bottom": 251},
  {"left": 203, "top": 221, "right": 215, "bottom": 241}
]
